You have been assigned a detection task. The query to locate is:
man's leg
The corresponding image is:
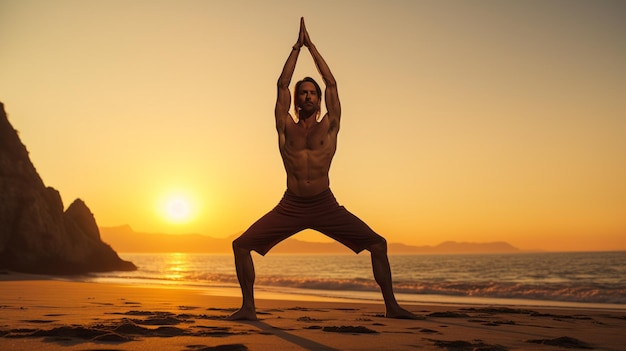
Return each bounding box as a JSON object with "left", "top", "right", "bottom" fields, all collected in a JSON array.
[
  {"left": 227, "top": 193, "right": 305, "bottom": 320},
  {"left": 368, "top": 240, "right": 421, "bottom": 319},
  {"left": 310, "top": 191, "right": 421, "bottom": 319},
  {"left": 228, "top": 242, "right": 258, "bottom": 320},
  {"left": 321, "top": 225, "right": 421, "bottom": 319}
]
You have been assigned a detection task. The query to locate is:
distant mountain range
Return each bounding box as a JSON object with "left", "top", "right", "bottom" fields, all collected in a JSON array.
[{"left": 100, "top": 225, "right": 521, "bottom": 254}]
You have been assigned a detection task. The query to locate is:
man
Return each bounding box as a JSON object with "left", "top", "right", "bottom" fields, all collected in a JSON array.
[{"left": 228, "top": 18, "right": 417, "bottom": 321}]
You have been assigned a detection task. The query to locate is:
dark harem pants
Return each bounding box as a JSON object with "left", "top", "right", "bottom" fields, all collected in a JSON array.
[{"left": 233, "top": 188, "right": 386, "bottom": 255}]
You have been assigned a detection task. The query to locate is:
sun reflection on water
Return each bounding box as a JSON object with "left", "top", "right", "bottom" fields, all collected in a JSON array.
[{"left": 164, "top": 253, "right": 189, "bottom": 281}]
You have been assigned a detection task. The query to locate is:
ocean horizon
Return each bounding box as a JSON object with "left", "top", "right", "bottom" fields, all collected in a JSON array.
[{"left": 83, "top": 251, "right": 626, "bottom": 310}]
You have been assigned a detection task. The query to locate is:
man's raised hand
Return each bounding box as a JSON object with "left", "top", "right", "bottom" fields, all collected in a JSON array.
[
  {"left": 301, "top": 17, "right": 313, "bottom": 48},
  {"left": 294, "top": 17, "right": 305, "bottom": 49}
]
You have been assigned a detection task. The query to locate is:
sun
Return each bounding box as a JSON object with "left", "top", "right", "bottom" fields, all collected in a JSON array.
[
  {"left": 165, "top": 197, "right": 191, "bottom": 222},
  {"left": 159, "top": 193, "right": 197, "bottom": 224}
]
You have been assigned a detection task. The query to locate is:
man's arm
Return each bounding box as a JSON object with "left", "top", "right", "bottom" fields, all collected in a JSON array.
[
  {"left": 275, "top": 19, "right": 305, "bottom": 132},
  {"left": 302, "top": 19, "right": 341, "bottom": 130}
]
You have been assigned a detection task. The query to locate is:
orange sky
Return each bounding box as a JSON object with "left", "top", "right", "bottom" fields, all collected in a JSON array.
[{"left": 1, "top": 0, "right": 624, "bottom": 251}]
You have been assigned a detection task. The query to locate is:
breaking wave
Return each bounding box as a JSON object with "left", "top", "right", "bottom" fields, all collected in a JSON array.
[{"left": 91, "top": 251, "right": 626, "bottom": 306}]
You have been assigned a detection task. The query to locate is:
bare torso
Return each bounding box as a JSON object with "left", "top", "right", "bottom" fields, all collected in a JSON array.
[{"left": 279, "top": 115, "right": 337, "bottom": 197}]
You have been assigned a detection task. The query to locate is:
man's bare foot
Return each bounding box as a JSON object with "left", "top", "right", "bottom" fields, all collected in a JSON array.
[
  {"left": 226, "top": 307, "right": 258, "bottom": 321},
  {"left": 386, "top": 306, "right": 424, "bottom": 320}
]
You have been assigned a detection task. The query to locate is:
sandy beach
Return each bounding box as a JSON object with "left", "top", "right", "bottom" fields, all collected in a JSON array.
[{"left": 1, "top": 275, "right": 625, "bottom": 351}]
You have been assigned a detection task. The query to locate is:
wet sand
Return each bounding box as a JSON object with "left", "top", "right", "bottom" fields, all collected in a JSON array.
[{"left": 1, "top": 277, "right": 625, "bottom": 350}]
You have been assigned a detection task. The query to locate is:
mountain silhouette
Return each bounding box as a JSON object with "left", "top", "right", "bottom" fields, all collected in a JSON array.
[{"left": 100, "top": 225, "right": 520, "bottom": 254}]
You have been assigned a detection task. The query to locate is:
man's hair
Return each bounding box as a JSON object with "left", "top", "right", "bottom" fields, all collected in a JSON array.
[{"left": 294, "top": 77, "right": 322, "bottom": 116}]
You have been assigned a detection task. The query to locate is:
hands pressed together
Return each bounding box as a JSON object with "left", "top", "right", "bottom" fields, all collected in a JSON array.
[{"left": 294, "top": 17, "right": 313, "bottom": 50}]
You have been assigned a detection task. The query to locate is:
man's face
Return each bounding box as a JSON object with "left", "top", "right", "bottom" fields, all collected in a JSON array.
[{"left": 296, "top": 81, "right": 320, "bottom": 114}]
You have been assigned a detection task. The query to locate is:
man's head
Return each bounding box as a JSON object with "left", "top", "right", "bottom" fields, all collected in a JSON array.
[{"left": 294, "top": 77, "right": 322, "bottom": 118}]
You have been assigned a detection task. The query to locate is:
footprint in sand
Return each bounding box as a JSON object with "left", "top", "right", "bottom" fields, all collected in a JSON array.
[
  {"left": 429, "top": 339, "right": 508, "bottom": 351},
  {"left": 526, "top": 336, "right": 593, "bottom": 349},
  {"left": 297, "top": 316, "right": 323, "bottom": 322},
  {"left": 20, "top": 319, "right": 57, "bottom": 324},
  {"left": 322, "top": 325, "right": 378, "bottom": 334}
]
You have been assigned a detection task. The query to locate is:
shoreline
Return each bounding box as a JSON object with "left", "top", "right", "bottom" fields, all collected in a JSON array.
[
  {"left": 4, "top": 271, "right": 626, "bottom": 312},
  {"left": 1, "top": 277, "right": 625, "bottom": 350}
]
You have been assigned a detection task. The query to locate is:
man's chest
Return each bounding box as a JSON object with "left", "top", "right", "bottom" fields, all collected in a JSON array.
[{"left": 284, "top": 120, "right": 333, "bottom": 151}]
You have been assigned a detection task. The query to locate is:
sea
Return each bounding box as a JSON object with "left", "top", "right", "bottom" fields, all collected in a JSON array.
[{"left": 87, "top": 251, "right": 626, "bottom": 310}]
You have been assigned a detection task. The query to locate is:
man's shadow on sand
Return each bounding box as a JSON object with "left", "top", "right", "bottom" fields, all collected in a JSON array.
[{"left": 242, "top": 320, "right": 341, "bottom": 351}]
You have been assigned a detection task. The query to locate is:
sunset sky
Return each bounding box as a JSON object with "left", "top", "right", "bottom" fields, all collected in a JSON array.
[{"left": 1, "top": 0, "right": 624, "bottom": 252}]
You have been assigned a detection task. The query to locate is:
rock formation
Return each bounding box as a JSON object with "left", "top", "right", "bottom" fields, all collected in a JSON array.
[{"left": 0, "top": 102, "right": 136, "bottom": 274}]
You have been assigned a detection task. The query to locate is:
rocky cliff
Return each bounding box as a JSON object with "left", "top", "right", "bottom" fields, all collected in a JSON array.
[{"left": 0, "top": 102, "right": 136, "bottom": 274}]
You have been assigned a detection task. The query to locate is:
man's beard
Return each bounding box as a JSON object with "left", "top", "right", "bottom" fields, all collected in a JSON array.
[{"left": 298, "top": 104, "right": 319, "bottom": 117}]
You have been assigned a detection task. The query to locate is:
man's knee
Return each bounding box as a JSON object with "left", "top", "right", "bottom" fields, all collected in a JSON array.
[
  {"left": 366, "top": 237, "right": 388, "bottom": 255},
  {"left": 232, "top": 238, "right": 250, "bottom": 254}
]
